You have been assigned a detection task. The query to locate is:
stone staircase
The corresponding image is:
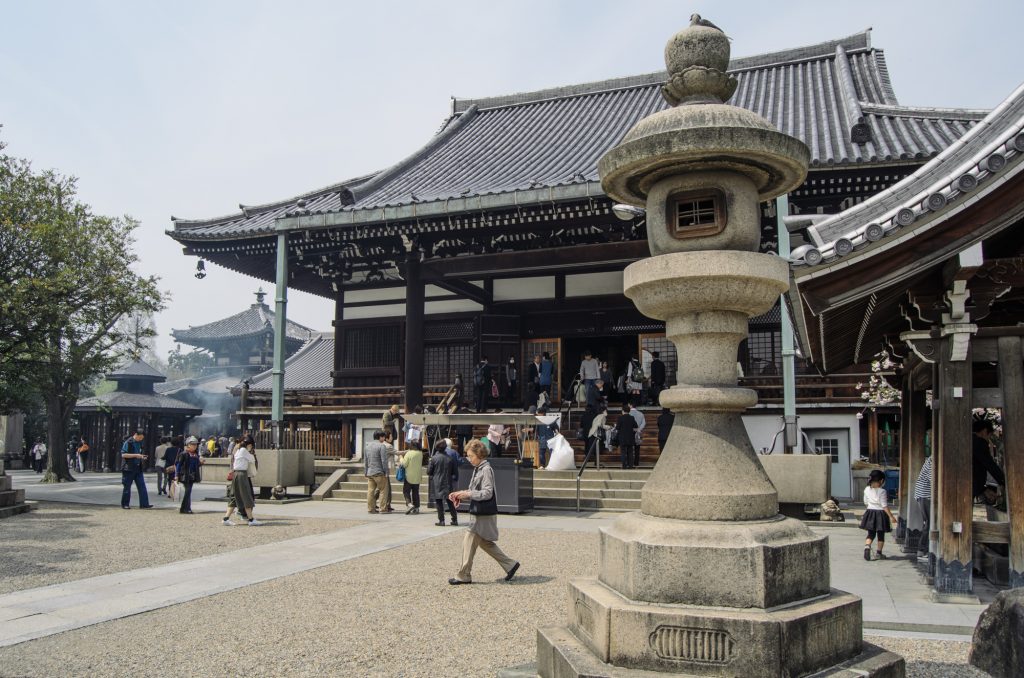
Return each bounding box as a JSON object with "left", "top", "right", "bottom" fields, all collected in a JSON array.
[
  {"left": 0, "top": 460, "right": 31, "bottom": 519},
  {"left": 323, "top": 467, "right": 651, "bottom": 512}
]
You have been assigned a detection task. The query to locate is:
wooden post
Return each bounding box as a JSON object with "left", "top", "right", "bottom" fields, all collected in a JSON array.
[
  {"left": 902, "top": 389, "right": 929, "bottom": 553},
  {"left": 997, "top": 336, "right": 1024, "bottom": 588},
  {"left": 867, "top": 411, "right": 879, "bottom": 464},
  {"left": 896, "top": 380, "right": 912, "bottom": 542},
  {"left": 935, "top": 338, "right": 974, "bottom": 596},
  {"left": 404, "top": 251, "right": 425, "bottom": 411},
  {"left": 333, "top": 291, "right": 345, "bottom": 388}
]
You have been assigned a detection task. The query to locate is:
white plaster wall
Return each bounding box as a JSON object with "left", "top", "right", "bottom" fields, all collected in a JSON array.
[
  {"left": 742, "top": 412, "right": 861, "bottom": 456},
  {"left": 354, "top": 417, "right": 381, "bottom": 461},
  {"left": 494, "top": 276, "right": 555, "bottom": 301},
  {"left": 566, "top": 271, "right": 624, "bottom": 297},
  {"left": 346, "top": 288, "right": 406, "bottom": 303},
  {"left": 343, "top": 298, "right": 483, "bottom": 319}
]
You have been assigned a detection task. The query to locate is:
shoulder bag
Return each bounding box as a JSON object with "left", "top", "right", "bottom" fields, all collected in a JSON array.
[{"left": 468, "top": 467, "right": 498, "bottom": 515}]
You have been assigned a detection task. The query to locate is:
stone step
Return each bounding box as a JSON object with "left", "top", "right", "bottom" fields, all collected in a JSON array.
[
  {"left": 0, "top": 503, "right": 32, "bottom": 519},
  {"left": 0, "top": 474, "right": 11, "bottom": 491},
  {"left": 530, "top": 469, "right": 653, "bottom": 480},
  {"left": 533, "top": 496, "right": 641, "bottom": 511},
  {"left": 0, "top": 489, "right": 25, "bottom": 507},
  {"left": 532, "top": 479, "right": 647, "bottom": 490},
  {"left": 532, "top": 487, "right": 640, "bottom": 500}
]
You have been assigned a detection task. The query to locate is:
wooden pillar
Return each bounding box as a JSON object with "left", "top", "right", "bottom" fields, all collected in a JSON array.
[
  {"left": 867, "top": 411, "right": 879, "bottom": 464},
  {"left": 404, "top": 252, "right": 425, "bottom": 411},
  {"left": 902, "top": 388, "right": 929, "bottom": 553},
  {"left": 896, "top": 380, "right": 912, "bottom": 543},
  {"left": 997, "top": 336, "right": 1024, "bottom": 588},
  {"left": 332, "top": 291, "right": 345, "bottom": 389},
  {"left": 935, "top": 338, "right": 974, "bottom": 596}
]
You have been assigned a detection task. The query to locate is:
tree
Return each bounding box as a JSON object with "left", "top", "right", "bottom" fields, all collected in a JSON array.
[
  {"left": 166, "top": 344, "right": 215, "bottom": 380},
  {"left": 0, "top": 140, "right": 165, "bottom": 481}
]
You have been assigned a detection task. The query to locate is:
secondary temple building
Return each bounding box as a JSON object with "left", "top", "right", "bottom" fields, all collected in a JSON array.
[{"left": 169, "top": 30, "right": 985, "bottom": 500}]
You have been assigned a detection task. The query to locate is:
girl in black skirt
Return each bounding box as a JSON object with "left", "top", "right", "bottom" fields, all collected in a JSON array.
[{"left": 860, "top": 469, "right": 897, "bottom": 561}]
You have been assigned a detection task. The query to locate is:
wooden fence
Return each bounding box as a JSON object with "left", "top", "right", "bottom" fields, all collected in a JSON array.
[{"left": 252, "top": 430, "right": 349, "bottom": 458}]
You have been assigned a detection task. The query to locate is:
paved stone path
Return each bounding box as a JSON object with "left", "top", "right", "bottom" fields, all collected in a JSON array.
[
  {"left": 0, "top": 519, "right": 439, "bottom": 648},
  {"left": 7, "top": 469, "right": 993, "bottom": 646}
]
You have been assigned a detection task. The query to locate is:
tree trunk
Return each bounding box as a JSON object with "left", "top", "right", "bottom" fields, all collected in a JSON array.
[{"left": 42, "top": 394, "right": 75, "bottom": 483}]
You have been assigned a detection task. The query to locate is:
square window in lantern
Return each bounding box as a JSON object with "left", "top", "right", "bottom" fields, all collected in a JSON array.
[{"left": 670, "top": 190, "right": 726, "bottom": 239}]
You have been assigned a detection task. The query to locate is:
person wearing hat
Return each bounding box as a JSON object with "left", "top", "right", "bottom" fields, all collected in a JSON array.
[
  {"left": 120, "top": 430, "right": 153, "bottom": 509},
  {"left": 176, "top": 436, "right": 205, "bottom": 514}
]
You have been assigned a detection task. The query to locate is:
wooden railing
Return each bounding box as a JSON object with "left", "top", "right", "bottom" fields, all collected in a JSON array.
[
  {"left": 252, "top": 430, "right": 349, "bottom": 458},
  {"left": 739, "top": 376, "right": 865, "bottom": 403},
  {"left": 241, "top": 385, "right": 451, "bottom": 413}
]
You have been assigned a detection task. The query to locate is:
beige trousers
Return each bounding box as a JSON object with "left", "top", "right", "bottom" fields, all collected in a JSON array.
[
  {"left": 456, "top": 530, "right": 516, "bottom": 582},
  {"left": 366, "top": 474, "right": 390, "bottom": 511}
]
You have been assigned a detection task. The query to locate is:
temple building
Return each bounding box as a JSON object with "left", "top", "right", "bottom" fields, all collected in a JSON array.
[
  {"left": 74, "top": 360, "right": 201, "bottom": 471},
  {"left": 168, "top": 30, "right": 985, "bottom": 498},
  {"left": 789, "top": 81, "right": 1024, "bottom": 593},
  {"left": 161, "top": 289, "right": 315, "bottom": 435}
]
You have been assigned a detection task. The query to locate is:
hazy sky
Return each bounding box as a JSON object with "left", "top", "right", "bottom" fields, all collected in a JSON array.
[{"left": 3, "top": 0, "right": 1023, "bottom": 360}]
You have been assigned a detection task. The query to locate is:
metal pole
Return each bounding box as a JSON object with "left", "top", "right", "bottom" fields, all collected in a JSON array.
[
  {"left": 271, "top": 231, "right": 289, "bottom": 449},
  {"left": 776, "top": 195, "right": 798, "bottom": 453}
]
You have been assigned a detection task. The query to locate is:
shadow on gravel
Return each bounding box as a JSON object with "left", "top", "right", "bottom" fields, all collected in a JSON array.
[
  {"left": 503, "top": 575, "right": 554, "bottom": 585},
  {"left": 0, "top": 509, "right": 92, "bottom": 585},
  {"left": 907, "top": 660, "right": 985, "bottom": 677}
]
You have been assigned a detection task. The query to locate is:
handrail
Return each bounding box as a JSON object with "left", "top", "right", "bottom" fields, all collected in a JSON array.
[{"left": 576, "top": 436, "right": 601, "bottom": 513}]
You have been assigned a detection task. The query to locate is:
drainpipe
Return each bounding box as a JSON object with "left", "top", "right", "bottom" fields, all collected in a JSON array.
[
  {"left": 272, "top": 232, "right": 288, "bottom": 449},
  {"left": 777, "top": 195, "right": 798, "bottom": 453}
]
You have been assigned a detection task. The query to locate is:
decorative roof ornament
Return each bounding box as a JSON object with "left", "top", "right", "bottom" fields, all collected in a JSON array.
[
  {"left": 255, "top": 287, "right": 267, "bottom": 305},
  {"left": 662, "top": 16, "right": 737, "bottom": 105}
]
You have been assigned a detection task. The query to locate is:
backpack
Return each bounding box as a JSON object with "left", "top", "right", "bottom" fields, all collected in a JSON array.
[
  {"left": 474, "top": 364, "right": 485, "bottom": 386},
  {"left": 629, "top": 361, "right": 645, "bottom": 382}
]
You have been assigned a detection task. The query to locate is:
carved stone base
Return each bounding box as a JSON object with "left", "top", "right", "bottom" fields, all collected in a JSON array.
[
  {"left": 533, "top": 623, "right": 905, "bottom": 677},
  {"left": 599, "top": 512, "right": 831, "bottom": 608},
  {"left": 556, "top": 577, "right": 864, "bottom": 676}
]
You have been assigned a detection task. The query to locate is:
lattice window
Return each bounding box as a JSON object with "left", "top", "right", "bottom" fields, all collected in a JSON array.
[
  {"left": 743, "top": 330, "right": 781, "bottom": 376},
  {"left": 425, "top": 320, "right": 475, "bottom": 342},
  {"left": 671, "top": 189, "right": 726, "bottom": 239},
  {"left": 342, "top": 325, "right": 401, "bottom": 368},
  {"left": 814, "top": 438, "right": 840, "bottom": 464},
  {"left": 424, "top": 344, "right": 474, "bottom": 388},
  {"left": 640, "top": 334, "right": 678, "bottom": 387}
]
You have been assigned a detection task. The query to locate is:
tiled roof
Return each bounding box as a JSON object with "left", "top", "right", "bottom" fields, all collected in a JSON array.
[
  {"left": 171, "top": 303, "right": 314, "bottom": 345},
  {"left": 74, "top": 390, "right": 202, "bottom": 414},
  {"left": 108, "top": 360, "right": 166, "bottom": 382},
  {"left": 170, "top": 30, "right": 987, "bottom": 243},
  {"left": 155, "top": 374, "right": 242, "bottom": 396},
  {"left": 246, "top": 333, "right": 334, "bottom": 392}
]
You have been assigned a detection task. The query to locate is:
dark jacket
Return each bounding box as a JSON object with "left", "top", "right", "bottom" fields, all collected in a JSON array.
[
  {"left": 657, "top": 410, "right": 675, "bottom": 443},
  {"left": 527, "top": 362, "right": 541, "bottom": 388},
  {"left": 972, "top": 435, "right": 1006, "bottom": 498},
  {"left": 120, "top": 438, "right": 145, "bottom": 472},
  {"left": 428, "top": 450, "right": 456, "bottom": 496},
  {"left": 176, "top": 452, "right": 202, "bottom": 484},
  {"left": 650, "top": 359, "right": 666, "bottom": 386},
  {"left": 616, "top": 412, "right": 637, "bottom": 446}
]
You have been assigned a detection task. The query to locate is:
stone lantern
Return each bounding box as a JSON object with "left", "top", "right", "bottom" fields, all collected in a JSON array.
[{"left": 527, "top": 18, "right": 906, "bottom": 678}]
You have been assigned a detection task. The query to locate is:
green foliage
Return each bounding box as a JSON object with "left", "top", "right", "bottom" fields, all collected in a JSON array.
[
  {"left": 0, "top": 138, "right": 166, "bottom": 480},
  {"left": 167, "top": 345, "right": 215, "bottom": 380}
]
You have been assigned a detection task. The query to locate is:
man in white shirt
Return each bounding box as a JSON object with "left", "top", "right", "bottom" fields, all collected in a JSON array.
[{"left": 31, "top": 439, "right": 47, "bottom": 474}]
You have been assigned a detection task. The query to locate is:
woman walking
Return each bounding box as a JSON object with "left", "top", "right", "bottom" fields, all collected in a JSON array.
[
  {"left": 860, "top": 469, "right": 896, "bottom": 560},
  {"left": 400, "top": 442, "right": 423, "bottom": 514},
  {"left": 175, "top": 436, "right": 204, "bottom": 514},
  {"left": 225, "top": 435, "right": 262, "bottom": 526},
  {"left": 447, "top": 440, "right": 520, "bottom": 585}
]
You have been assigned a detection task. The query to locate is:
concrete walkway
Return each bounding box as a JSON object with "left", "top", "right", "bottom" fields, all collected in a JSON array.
[{"left": 8, "top": 470, "right": 992, "bottom": 644}]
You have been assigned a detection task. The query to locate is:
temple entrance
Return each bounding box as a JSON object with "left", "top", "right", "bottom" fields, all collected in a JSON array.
[{"left": 562, "top": 335, "right": 638, "bottom": 402}]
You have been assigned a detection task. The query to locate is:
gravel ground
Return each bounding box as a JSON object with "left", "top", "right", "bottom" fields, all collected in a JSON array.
[
  {"left": 0, "top": 527, "right": 987, "bottom": 678},
  {"left": 0, "top": 502, "right": 359, "bottom": 595}
]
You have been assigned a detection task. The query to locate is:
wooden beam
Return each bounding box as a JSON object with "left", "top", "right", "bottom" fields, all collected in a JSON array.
[
  {"left": 333, "top": 292, "right": 344, "bottom": 389},
  {"left": 404, "top": 254, "right": 424, "bottom": 411},
  {"left": 421, "top": 240, "right": 650, "bottom": 280},
  {"left": 902, "top": 389, "right": 929, "bottom": 553},
  {"left": 997, "top": 336, "right": 1024, "bottom": 587},
  {"left": 935, "top": 338, "right": 974, "bottom": 595},
  {"left": 432, "top": 279, "right": 491, "bottom": 306}
]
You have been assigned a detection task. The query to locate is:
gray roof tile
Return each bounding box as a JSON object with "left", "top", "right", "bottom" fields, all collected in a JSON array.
[
  {"left": 108, "top": 360, "right": 166, "bottom": 382},
  {"left": 74, "top": 390, "right": 202, "bottom": 414},
  {"left": 246, "top": 333, "right": 334, "bottom": 392},
  {"left": 171, "top": 30, "right": 987, "bottom": 243},
  {"left": 172, "top": 303, "right": 314, "bottom": 345}
]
